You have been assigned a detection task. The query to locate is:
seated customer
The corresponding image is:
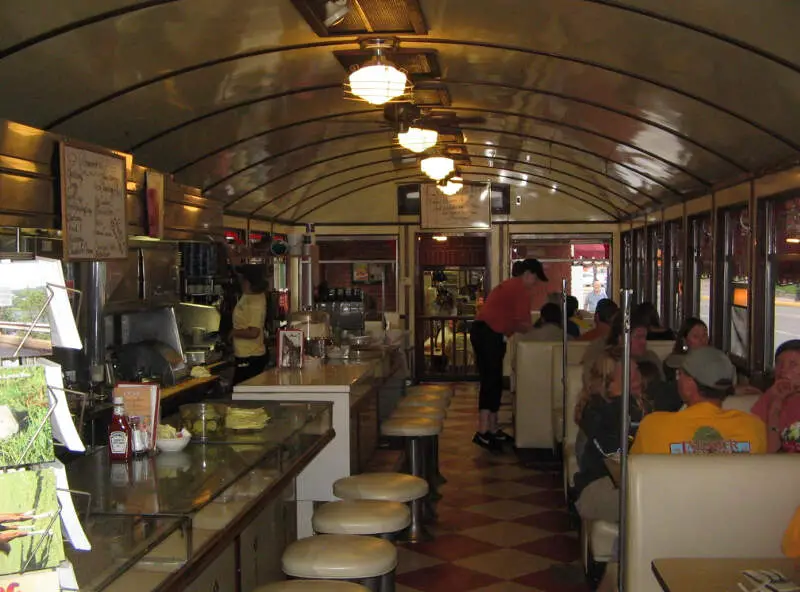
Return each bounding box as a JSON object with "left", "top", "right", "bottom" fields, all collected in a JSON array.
[
  {"left": 633, "top": 301, "right": 676, "bottom": 341},
  {"left": 579, "top": 298, "right": 618, "bottom": 343},
  {"left": 784, "top": 506, "right": 800, "bottom": 558},
  {"left": 631, "top": 347, "right": 767, "bottom": 454},
  {"left": 664, "top": 317, "right": 709, "bottom": 381},
  {"left": 518, "top": 303, "right": 567, "bottom": 342},
  {"left": 583, "top": 314, "right": 664, "bottom": 386},
  {"left": 567, "top": 295, "right": 589, "bottom": 335},
  {"left": 751, "top": 339, "right": 800, "bottom": 452},
  {"left": 573, "top": 350, "right": 651, "bottom": 522}
]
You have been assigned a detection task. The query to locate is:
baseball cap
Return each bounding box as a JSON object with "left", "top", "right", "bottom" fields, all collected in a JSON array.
[
  {"left": 517, "top": 258, "right": 548, "bottom": 282},
  {"left": 666, "top": 346, "right": 736, "bottom": 391}
]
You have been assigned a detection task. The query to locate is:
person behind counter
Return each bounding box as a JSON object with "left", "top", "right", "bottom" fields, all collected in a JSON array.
[
  {"left": 470, "top": 258, "right": 548, "bottom": 451},
  {"left": 232, "top": 265, "right": 268, "bottom": 385}
]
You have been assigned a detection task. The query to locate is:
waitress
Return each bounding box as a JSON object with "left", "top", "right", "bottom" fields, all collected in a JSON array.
[
  {"left": 231, "top": 265, "right": 268, "bottom": 384},
  {"left": 470, "top": 258, "right": 548, "bottom": 450}
]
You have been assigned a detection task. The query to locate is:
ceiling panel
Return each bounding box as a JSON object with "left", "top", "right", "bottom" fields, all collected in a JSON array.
[{"left": 0, "top": 0, "right": 798, "bottom": 223}]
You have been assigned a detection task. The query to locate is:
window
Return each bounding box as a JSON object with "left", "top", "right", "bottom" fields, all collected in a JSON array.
[
  {"left": 690, "top": 215, "right": 713, "bottom": 328},
  {"left": 666, "top": 220, "right": 684, "bottom": 329},
  {"left": 648, "top": 225, "right": 663, "bottom": 318},
  {"left": 510, "top": 236, "right": 611, "bottom": 313},
  {"left": 397, "top": 184, "right": 421, "bottom": 215},
  {"left": 769, "top": 194, "right": 800, "bottom": 361},
  {"left": 723, "top": 205, "right": 750, "bottom": 360}
]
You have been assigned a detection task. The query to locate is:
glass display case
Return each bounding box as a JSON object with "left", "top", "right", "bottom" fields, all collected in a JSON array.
[{"left": 65, "top": 400, "right": 333, "bottom": 591}]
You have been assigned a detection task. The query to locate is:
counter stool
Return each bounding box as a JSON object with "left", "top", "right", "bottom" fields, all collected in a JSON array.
[
  {"left": 380, "top": 416, "right": 442, "bottom": 514},
  {"left": 397, "top": 394, "right": 449, "bottom": 410},
  {"left": 333, "top": 473, "right": 430, "bottom": 543},
  {"left": 389, "top": 407, "right": 446, "bottom": 487},
  {"left": 282, "top": 534, "right": 397, "bottom": 592},
  {"left": 313, "top": 500, "right": 410, "bottom": 539},
  {"left": 255, "top": 581, "right": 370, "bottom": 591}
]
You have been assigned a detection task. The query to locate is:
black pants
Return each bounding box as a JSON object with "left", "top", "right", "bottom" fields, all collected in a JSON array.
[
  {"left": 470, "top": 321, "right": 506, "bottom": 413},
  {"left": 233, "top": 354, "right": 268, "bottom": 385}
]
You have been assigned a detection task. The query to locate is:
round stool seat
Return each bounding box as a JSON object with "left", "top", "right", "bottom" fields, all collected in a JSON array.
[
  {"left": 334, "top": 472, "right": 429, "bottom": 502},
  {"left": 255, "top": 581, "right": 370, "bottom": 591},
  {"left": 313, "top": 500, "right": 411, "bottom": 535},
  {"left": 397, "top": 394, "right": 448, "bottom": 409},
  {"left": 282, "top": 534, "right": 397, "bottom": 579},
  {"left": 406, "top": 385, "right": 454, "bottom": 398},
  {"left": 381, "top": 417, "right": 441, "bottom": 437},
  {"left": 391, "top": 405, "right": 446, "bottom": 420}
]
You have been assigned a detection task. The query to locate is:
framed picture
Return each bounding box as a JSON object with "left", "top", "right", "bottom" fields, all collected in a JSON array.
[
  {"left": 277, "top": 329, "right": 304, "bottom": 369},
  {"left": 352, "top": 263, "right": 369, "bottom": 283},
  {"left": 368, "top": 263, "right": 385, "bottom": 283}
]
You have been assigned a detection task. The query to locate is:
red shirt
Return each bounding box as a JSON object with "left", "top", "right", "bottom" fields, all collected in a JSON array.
[{"left": 476, "top": 277, "right": 533, "bottom": 336}]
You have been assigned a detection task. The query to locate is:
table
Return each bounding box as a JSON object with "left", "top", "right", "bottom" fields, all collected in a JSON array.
[
  {"left": 652, "top": 557, "right": 800, "bottom": 591},
  {"left": 604, "top": 457, "right": 621, "bottom": 488}
]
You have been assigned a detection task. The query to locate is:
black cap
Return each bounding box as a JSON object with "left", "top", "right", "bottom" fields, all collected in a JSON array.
[
  {"left": 235, "top": 264, "right": 267, "bottom": 292},
  {"left": 517, "top": 258, "right": 548, "bottom": 282}
]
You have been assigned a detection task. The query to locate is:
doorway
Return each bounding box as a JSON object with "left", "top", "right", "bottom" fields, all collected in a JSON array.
[{"left": 415, "top": 234, "right": 488, "bottom": 380}]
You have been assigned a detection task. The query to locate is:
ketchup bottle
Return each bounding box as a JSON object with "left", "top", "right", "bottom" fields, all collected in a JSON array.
[{"left": 108, "top": 397, "right": 132, "bottom": 461}]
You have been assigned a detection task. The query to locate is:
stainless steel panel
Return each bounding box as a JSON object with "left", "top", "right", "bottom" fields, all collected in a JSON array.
[
  {"left": 104, "top": 249, "right": 142, "bottom": 313},
  {"left": 141, "top": 245, "right": 180, "bottom": 306}
]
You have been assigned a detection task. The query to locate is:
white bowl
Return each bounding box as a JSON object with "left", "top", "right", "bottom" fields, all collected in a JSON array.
[{"left": 156, "top": 435, "right": 191, "bottom": 453}]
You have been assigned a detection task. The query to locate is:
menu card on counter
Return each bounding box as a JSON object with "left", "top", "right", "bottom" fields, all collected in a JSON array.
[{"left": 59, "top": 142, "right": 128, "bottom": 261}]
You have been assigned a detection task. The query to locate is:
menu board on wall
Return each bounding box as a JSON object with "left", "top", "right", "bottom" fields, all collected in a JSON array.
[
  {"left": 420, "top": 184, "right": 491, "bottom": 230},
  {"left": 60, "top": 142, "right": 128, "bottom": 261}
]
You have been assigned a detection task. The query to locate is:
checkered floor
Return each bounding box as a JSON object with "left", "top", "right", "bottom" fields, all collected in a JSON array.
[{"left": 390, "top": 384, "right": 589, "bottom": 592}]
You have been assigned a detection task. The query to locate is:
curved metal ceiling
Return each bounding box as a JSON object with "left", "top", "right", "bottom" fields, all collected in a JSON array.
[{"left": 1, "top": 0, "right": 799, "bottom": 223}]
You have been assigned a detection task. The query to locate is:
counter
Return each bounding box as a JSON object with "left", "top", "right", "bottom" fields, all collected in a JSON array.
[
  {"left": 65, "top": 400, "right": 333, "bottom": 592},
  {"left": 233, "top": 346, "right": 405, "bottom": 537}
]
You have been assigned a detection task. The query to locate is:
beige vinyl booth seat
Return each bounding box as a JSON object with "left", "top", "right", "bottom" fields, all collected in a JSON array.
[
  {"left": 624, "top": 454, "right": 800, "bottom": 592},
  {"left": 581, "top": 392, "right": 765, "bottom": 579},
  {"left": 552, "top": 342, "right": 593, "bottom": 447}
]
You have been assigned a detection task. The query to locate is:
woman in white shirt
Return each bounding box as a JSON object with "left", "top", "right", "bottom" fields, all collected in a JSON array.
[{"left": 232, "top": 265, "right": 268, "bottom": 384}]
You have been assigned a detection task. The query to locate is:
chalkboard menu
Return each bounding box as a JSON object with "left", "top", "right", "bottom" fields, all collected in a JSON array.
[
  {"left": 60, "top": 143, "right": 128, "bottom": 261},
  {"left": 420, "top": 183, "right": 491, "bottom": 229}
]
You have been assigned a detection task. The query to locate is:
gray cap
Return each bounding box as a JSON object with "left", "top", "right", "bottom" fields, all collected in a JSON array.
[{"left": 667, "top": 346, "right": 736, "bottom": 390}]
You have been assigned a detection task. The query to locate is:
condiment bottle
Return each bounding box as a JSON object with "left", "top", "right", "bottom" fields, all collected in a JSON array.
[
  {"left": 108, "top": 397, "right": 132, "bottom": 462},
  {"left": 129, "top": 416, "right": 148, "bottom": 456}
]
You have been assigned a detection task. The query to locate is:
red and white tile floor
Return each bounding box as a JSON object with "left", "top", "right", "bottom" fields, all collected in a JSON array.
[{"left": 389, "top": 384, "right": 590, "bottom": 592}]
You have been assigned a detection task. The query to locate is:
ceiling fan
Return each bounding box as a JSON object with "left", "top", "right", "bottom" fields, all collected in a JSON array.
[{"left": 335, "top": 102, "right": 486, "bottom": 132}]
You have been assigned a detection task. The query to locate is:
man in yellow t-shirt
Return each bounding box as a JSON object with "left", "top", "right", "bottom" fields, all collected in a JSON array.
[
  {"left": 631, "top": 347, "right": 767, "bottom": 455},
  {"left": 785, "top": 506, "right": 800, "bottom": 558}
]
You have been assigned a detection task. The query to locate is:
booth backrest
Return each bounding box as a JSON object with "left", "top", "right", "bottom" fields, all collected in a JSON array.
[
  {"left": 722, "top": 394, "right": 759, "bottom": 412},
  {"left": 626, "top": 454, "right": 800, "bottom": 592},
  {"left": 646, "top": 341, "right": 675, "bottom": 361},
  {"left": 552, "top": 341, "right": 592, "bottom": 409},
  {"left": 514, "top": 340, "right": 560, "bottom": 448},
  {"left": 564, "top": 364, "right": 585, "bottom": 445}
]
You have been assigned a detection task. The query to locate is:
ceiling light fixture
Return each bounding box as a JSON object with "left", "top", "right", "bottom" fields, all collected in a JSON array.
[
  {"left": 438, "top": 176, "right": 463, "bottom": 196},
  {"left": 420, "top": 156, "right": 454, "bottom": 181},
  {"left": 398, "top": 126, "right": 438, "bottom": 153},
  {"left": 433, "top": 235, "right": 448, "bottom": 242},
  {"left": 323, "top": 0, "right": 350, "bottom": 27},
  {"left": 347, "top": 38, "right": 408, "bottom": 105}
]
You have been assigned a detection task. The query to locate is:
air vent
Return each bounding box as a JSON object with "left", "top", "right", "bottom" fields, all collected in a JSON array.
[
  {"left": 292, "top": 0, "right": 428, "bottom": 37},
  {"left": 334, "top": 48, "right": 441, "bottom": 81}
]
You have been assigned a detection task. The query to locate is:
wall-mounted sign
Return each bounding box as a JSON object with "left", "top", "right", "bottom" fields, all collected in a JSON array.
[
  {"left": 60, "top": 142, "right": 128, "bottom": 260},
  {"left": 420, "top": 184, "right": 491, "bottom": 230}
]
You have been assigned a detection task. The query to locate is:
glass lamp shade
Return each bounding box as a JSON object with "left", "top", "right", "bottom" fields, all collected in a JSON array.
[
  {"left": 438, "top": 177, "right": 463, "bottom": 195},
  {"left": 348, "top": 63, "right": 407, "bottom": 105},
  {"left": 420, "top": 156, "right": 455, "bottom": 181},
  {"left": 397, "top": 127, "right": 438, "bottom": 153}
]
